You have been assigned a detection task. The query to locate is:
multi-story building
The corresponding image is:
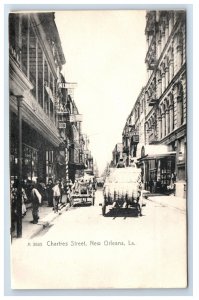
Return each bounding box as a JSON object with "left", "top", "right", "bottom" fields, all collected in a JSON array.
[
  {"left": 56, "top": 78, "right": 86, "bottom": 182},
  {"left": 143, "top": 10, "right": 186, "bottom": 197},
  {"left": 122, "top": 10, "right": 186, "bottom": 198},
  {"left": 81, "top": 134, "right": 94, "bottom": 176},
  {"left": 122, "top": 88, "right": 145, "bottom": 165},
  {"left": 9, "top": 13, "right": 66, "bottom": 184},
  {"left": 111, "top": 143, "right": 123, "bottom": 167}
]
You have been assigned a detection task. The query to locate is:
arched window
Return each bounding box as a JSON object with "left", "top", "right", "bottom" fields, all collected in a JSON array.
[{"left": 177, "top": 83, "right": 184, "bottom": 126}]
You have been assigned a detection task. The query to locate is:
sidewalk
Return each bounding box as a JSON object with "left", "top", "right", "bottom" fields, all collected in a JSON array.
[
  {"left": 147, "top": 194, "right": 187, "bottom": 213},
  {"left": 12, "top": 195, "right": 70, "bottom": 240}
]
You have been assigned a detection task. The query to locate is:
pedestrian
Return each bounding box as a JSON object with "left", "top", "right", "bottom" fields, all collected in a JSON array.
[
  {"left": 72, "top": 179, "right": 80, "bottom": 194},
  {"left": 46, "top": 178, "right": 54, "bottom": 207},
  {"left": 52, "top": 180, "right": 61, "bottom": 213},
  {"left": 10, "top": 182, "right": 18, "bottom": 232},
  {"left": 30, "top": 182, "right": 42, "bottom": 224},
  {"left": 21, "top": 186, "right": 28, "bottom": 217},
  {"left": 36, "top": 178, "right": 46, "bottom": 203},
  {"left": 67, "top": 179, "right": 73, "bottom": 203},
  {"left": 68, "top": 179, "right": 73, "bottom": 192},
  {"left": 59, "top": 178, "right": 64, "bottom": 204}
]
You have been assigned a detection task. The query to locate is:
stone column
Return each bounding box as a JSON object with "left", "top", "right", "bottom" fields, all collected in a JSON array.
[
  {"left": 158, "top": 74, "right": 162, "bottom": 98},
  {"left": 145, "top": 123, "right": 149, "bottom": 144},
  {"left": 165, "top": 66, "right": 169, "bottom": 88},
  {"left": 162, "top": 71, "right": 166, "bottom": 93},
  {"left": 158, "top": 116, "right": 162, "bottom": 140},
  {"left": 169, "top": 59, "right": 174, "bottom": 81},
  {"left": 165, "top": 109, "right": 169, "bottom": 136},
  {"left": 177, "top": 96, "right": 183, "bottom": 127},
  {"left": 165, "top": 23, "right": 169, "bottom": 41},
  {"left": 169, "top": 12, "right": 174, "bottom": 35},
  {"left": 158, "top": 38, "right": 162, "bottom": 59},
  {"left": 161, "top": 113, "right": 165, "bottom": 138},
  {"left": 176, "top": 44, "right": 183, "bottom": 70},
  {"left": 169, "top": 104, "right": 174, "bottom": 132},
  {"left": 162, "top": 31, "right": 166, "bottom": 49}
]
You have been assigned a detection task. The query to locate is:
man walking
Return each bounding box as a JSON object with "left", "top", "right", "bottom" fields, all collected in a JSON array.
[
  {"left": 52, "top": 180, "right": 61, "bottom": 213},
  {"left": 30, "top": 182, "right": 42, "bottom": 224}
]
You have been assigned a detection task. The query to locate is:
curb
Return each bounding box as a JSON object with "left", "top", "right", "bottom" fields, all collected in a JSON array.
[
  {"left": 29, "top": 203, "right": 71, "bottom": 239},
  {"left": 147, "top": 197, "right": 186, "bottom": 213}
]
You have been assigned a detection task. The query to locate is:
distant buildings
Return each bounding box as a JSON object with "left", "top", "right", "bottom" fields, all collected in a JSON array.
[
  {"left": 118, "top": 11, "right": 187, "bottom": 198},
  {"left": 111, "top": 143, "right": 123, "bottom": 167}
]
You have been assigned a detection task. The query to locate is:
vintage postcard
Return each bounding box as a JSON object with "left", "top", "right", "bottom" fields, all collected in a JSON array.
[{"left": 9, "top": 9, "right": 187, "bottom": 289}]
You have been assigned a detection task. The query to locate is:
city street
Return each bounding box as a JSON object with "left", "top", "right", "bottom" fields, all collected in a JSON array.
[
  {"left": 11, "top": 189, "right": 187, "bottom": 289},
  {"left": 8, "top": 10, "right": 188, "bottom": 293}
]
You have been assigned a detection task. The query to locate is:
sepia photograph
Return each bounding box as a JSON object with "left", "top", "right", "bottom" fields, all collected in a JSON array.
[{"left": 8, "top": 8, "right": 188, "bottom": 290}]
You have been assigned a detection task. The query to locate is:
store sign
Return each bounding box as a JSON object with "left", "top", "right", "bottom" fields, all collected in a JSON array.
[
  {"left": 59, "top": 122, "right": 66, "bottom": 129},
  {"left": 69, "top": 114, "right": 83, "bottom": 122},
  {"left": 132, "top": 135, "right": 139, "bottom": 143},
  {"left": 59, "top": 82, "right": 77, "bottom": 89}
]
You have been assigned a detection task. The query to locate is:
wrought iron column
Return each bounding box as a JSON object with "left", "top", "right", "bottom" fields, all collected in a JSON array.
[{"left": 16, "top": 96, "right": 23, "bottom": 238}]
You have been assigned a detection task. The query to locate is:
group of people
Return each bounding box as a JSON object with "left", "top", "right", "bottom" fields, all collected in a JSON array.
[
  {"left": 10, "top": 178, "right": 65, "bottom": 229},
  {"left": 10, "top": 176, "right": 98, "bottom": 231}
]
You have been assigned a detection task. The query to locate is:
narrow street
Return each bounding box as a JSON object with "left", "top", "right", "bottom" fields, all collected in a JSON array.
[
  {"left": 7, "top": 10, "right": 189, "bottom": 294},
  {"left": 11, "top": 190, "right": 187, "bottom": 289}
]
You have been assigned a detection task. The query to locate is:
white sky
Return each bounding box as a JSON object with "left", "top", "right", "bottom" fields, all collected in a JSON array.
[{"left": 55, "top": 10, "right": 147, "bottom": 175}]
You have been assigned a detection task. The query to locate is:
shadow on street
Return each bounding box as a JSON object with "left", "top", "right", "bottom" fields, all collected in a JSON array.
[
  {"left": 103, "top": 207, "right": 144, "bottom": 219},
  {"left": 72, "top": 202, "right": 93, "bottom": 208}
]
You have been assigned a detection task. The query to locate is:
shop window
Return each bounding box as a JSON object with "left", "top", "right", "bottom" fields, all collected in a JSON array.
[
  {"left": 178, "top": 139, "right": 185, "bottom": 162},
  {"left": 46, "top": 150, "right": 54, "bottom": 180},
  {"left": 22, "top": 144, "right": 38, "bottom": 181}
]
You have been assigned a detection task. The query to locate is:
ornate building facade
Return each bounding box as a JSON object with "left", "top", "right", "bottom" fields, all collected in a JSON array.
[{"left": 122, "top": 11, "right": 186, "bottom": 198}]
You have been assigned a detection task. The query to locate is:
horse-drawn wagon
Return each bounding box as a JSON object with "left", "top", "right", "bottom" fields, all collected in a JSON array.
[{"left": 70, "top": 177, "right": 95, "bottom": 206}]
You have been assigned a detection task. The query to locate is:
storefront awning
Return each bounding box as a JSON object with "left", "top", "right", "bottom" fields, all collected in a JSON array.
[
  {"left": 69, "top": 162, "right": 86, "bottom": 170},
  {"left": 139, "top": 145, "right": 176, "bottom": 161}
]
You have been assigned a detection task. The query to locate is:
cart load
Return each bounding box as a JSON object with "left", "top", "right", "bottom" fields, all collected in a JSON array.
[{"left": 102, "top": 167, "right": 143, "bottom": 216}]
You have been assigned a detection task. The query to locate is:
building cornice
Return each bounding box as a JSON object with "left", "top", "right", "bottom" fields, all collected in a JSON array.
[
  {"left": 157, "top": 123, "right": 186, "bottom": 145},
  {"left": 9, "top": 54, "right": 34, "bottom": 96},
  {"left": 10, "top": 92, "right": 61, "bottom": 147}
]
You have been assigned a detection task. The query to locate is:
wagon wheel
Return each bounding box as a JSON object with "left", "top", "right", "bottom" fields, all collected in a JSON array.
[
  {"left": 92, "top": 195, "right": 95, "bottom": 206},
  {"left": 138, "top": 193, "right": 143, "bottom": 216},
  {"left": 70, "top": 196, "right": 74, "bottom": 207},
  {"left": 102, "top": 204, "right": 106, "bottom": 216},
  {"left": 136, "top": 202, "right": 142, "bottom": 217}
]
